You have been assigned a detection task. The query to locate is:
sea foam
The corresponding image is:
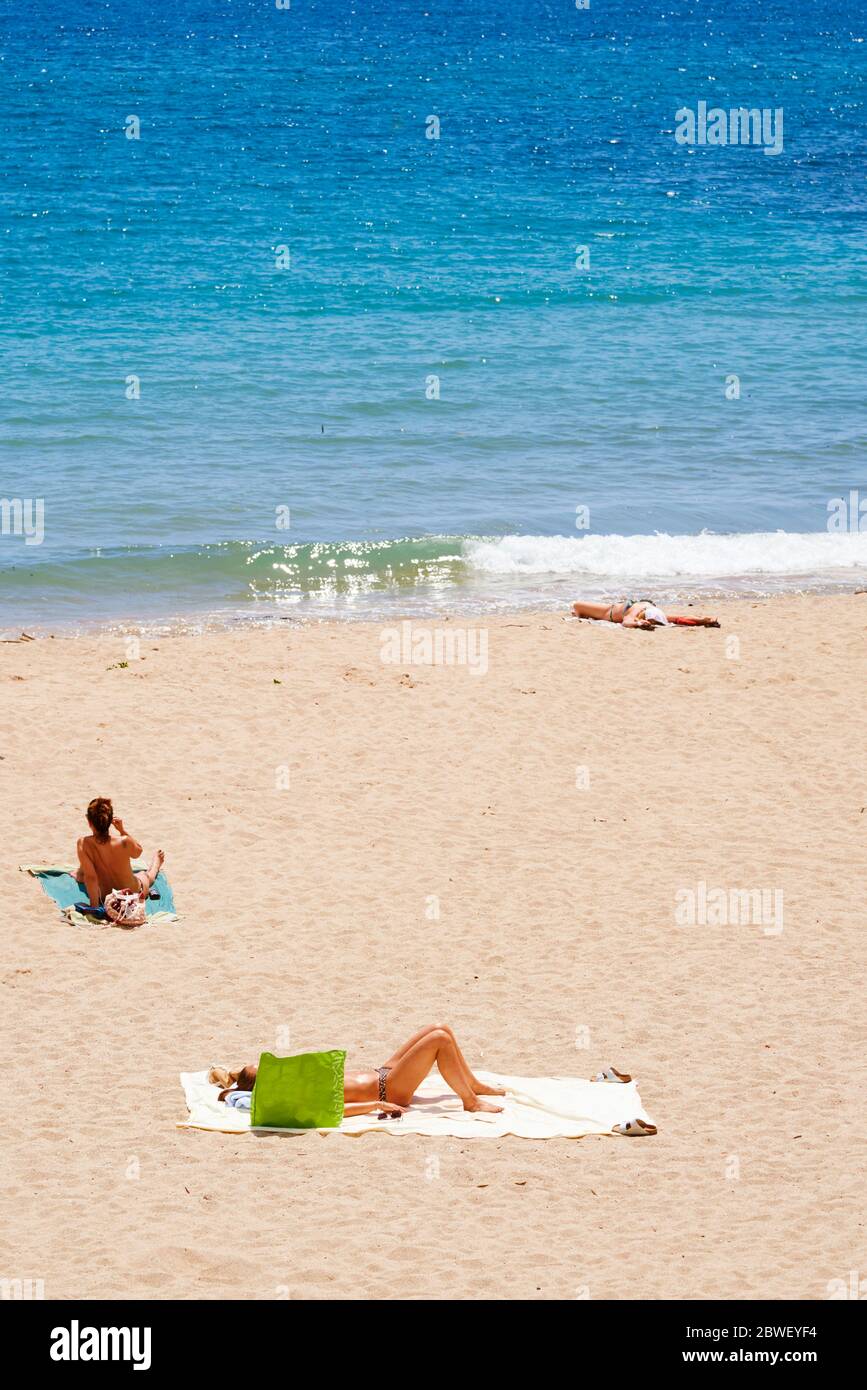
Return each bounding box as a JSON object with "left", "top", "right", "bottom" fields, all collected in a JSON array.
[{"left": 463, "top": 531, "right": 867, "bottom": 579}]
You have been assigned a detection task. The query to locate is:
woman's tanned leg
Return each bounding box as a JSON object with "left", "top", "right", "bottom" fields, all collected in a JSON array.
[
  {"left": 383, "top": 1024, "right": 442, "bottom": 1067},
  {"left": 386, "top": 1031, "right": 502, "bottom": 1113},
  {"left": 572, "top": 601, "right": 612, "bottom": 620},
  {"left": 384, "top": 1025, "right": 504, "bottom": 1096},
  {"left": 137, "top": 849, "right": 165, "bottom": 896}
]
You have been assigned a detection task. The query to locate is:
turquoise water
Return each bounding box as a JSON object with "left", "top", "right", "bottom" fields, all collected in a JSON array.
[{"left": 1, "top": 0, "right": 865, "bottom": 630}]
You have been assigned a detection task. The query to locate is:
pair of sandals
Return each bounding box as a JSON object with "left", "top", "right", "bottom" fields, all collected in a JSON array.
[{"left": 592, "top": 1066, "right": 658, "bottom": 1136}]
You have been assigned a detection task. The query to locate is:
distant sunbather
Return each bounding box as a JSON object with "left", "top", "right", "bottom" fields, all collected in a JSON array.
[
  {"left": 210, "top": 1024, "right": 505, "bottom": 1118},
  {"left": 571, "top": 598, "right": 720, "bottom": 629},
  {"left": 76, "top": 797, "right": 164, "bottom": 908}
]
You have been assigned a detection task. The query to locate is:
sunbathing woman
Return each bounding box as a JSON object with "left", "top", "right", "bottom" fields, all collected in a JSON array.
[
  {"left": 571, "top": 598, "right": 720, "bottom": 629},
  {"left": 210, "top": 1024, "right": 506, "bottom": 1118},
  {"left": 76, "top": 797, "right": 164, "bottom": 908}
]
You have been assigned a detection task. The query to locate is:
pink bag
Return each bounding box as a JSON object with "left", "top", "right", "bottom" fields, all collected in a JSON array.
[{"left": 103, "top": 889, "right": 147, "bottom": 927}]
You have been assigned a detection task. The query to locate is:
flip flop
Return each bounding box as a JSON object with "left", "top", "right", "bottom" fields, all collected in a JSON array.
[
  {"left": 592, "top": 1066, "right": 632, "bottom": 1084},
  {"left": 613, "top": 1118, "right": 657, "bottom": 1137}
]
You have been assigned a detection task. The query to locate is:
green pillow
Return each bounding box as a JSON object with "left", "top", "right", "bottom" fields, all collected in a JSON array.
[{"left": 250, "top": 1050, "right": 346, "bottom": 1129}]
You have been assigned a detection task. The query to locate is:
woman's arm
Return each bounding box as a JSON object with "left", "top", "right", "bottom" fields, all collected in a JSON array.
[
  {"left": 114, "top": 817, "right": 144, "bottom": 857},
  {"left": 342, "top": 1101, "right": 408, "bottom": 1118}
]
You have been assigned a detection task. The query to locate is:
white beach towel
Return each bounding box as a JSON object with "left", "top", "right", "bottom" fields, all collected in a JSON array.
[{"left": 179, "top": 1068, "right": 655, "bottom": 1139}]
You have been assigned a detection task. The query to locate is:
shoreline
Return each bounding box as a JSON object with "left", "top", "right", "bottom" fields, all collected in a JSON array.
[
  {"left": 4, "top": 528, "right": 867, "bottom": 640},
  {"left": 3, "top": 582, "right": 867, "bottom": 644}
]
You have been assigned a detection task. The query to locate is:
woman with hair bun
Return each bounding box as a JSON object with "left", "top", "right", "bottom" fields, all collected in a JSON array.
[{"left": 76, "top": 797, "right": 164, "bottom": 909}]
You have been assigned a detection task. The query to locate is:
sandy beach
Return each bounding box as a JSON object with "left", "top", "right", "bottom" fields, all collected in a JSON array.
[{"left": 2, "top": 594, "right": 864, "bottom": 1301}]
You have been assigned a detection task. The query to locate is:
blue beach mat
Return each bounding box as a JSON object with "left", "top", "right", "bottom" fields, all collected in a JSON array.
[{"left": 21, "top": 863, "right": 177, "bottom": 926}]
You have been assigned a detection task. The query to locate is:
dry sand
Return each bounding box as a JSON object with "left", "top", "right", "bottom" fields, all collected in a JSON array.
[{"left": 1, "top": 595, "right": 865, "bottom": 1300}]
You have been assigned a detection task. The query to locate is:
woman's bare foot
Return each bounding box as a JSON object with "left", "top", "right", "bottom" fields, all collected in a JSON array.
[
  {"left": 473, "top": 1082, "right": 506, "bottom": 1096},
  {"left": 141, "top": 849, "right": 165, "bottom": 895},
  {"left": 463, "top": 1098, "right": 504, "bottom": 1113}
]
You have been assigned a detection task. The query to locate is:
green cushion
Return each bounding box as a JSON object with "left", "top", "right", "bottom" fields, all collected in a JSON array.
[{"left": 250, "top": 1050, "right": 346, "bottom": 1129}]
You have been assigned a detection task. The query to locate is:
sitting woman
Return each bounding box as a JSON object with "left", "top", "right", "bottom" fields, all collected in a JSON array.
[
  {"left": 210, "top": 1024, "right": 506, "bottom": 1118},
  {"left": 572, "top": 598, "right": 719, "bottom": 629},
  {"left": 76, "top": 796, "right": 164, "bottom": 908}
]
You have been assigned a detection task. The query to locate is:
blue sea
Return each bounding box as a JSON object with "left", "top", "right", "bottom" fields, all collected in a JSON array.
[{"left": 1, "top": 0, "right": 865, "bottom": 632}]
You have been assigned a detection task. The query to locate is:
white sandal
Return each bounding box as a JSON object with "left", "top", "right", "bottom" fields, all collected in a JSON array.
[
  {"left": 613, "top": 1118, "right": 657, "bottom": 1137},
  {"left": 592, "top": 1066, "right": 632, "bottom": 1084}
]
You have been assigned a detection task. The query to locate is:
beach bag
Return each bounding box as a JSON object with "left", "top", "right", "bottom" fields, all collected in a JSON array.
[
  {"left": 103, "top": 889, "right": 147, "bottom": 927},
  {"left": 250, "top": 1050, "right": 346, "bottom": 1129}
]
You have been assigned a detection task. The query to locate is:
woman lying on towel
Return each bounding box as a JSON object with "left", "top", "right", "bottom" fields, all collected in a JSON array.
[
  {"left": 571, "top": 598, "right": 720, "bottom": 629},
  {"left": 209, "top": 1024, "right": 505, "bottom": 1118},
  {"left": 76, "top": 796, "right": 164, "bottom": 908}
]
